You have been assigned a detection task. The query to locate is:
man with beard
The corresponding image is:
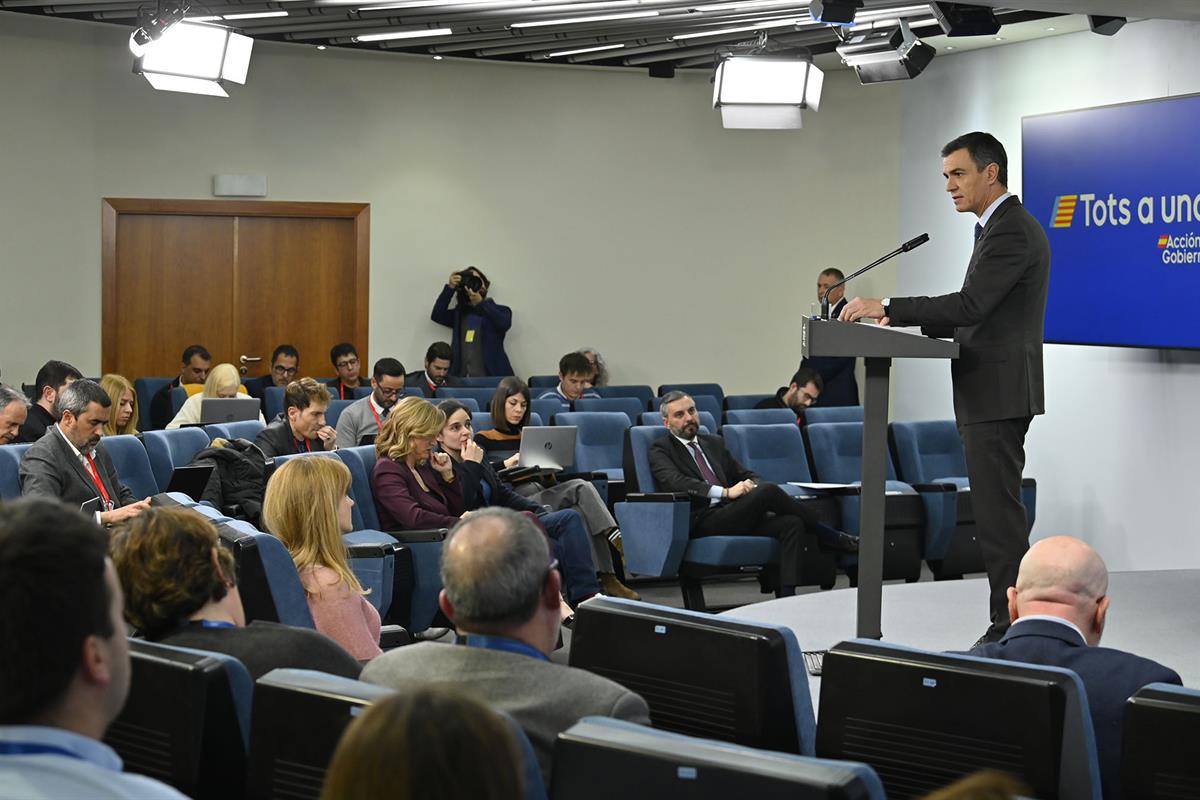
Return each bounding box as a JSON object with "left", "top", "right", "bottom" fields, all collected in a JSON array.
[
  {"left": 336, "top": 358, "right": 407, "bottom": 446},
  {"left": 19, "top": 380, "right": 149, "bottom": 526},
  {"left": 754, "top": 366, "right": 824, "bottom": 425}
]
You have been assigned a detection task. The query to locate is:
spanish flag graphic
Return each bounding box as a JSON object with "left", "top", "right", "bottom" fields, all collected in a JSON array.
[{"left": 1158, "top": 235, "right": 1170, "bottom": 249}]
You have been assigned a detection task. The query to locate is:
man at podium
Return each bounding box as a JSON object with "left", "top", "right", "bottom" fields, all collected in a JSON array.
[{"left": 840, "top": 131, "right": 1050, "bottom": 646}]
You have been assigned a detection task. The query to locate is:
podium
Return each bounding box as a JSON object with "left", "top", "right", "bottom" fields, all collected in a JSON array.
[{"left": 801, "top": 316, "right": 959, "bottom": 638}]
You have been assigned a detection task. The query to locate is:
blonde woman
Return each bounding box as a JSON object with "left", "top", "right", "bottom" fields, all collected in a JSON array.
[
  {"left": 262, "top": 456, "right": 382, "bottom": 661},
  {"left": 370, "top": 397, "right": 467, "bottom": 531},
  {"left": 166, "top": 362, "right": 265, "bottom": 429},
  {"left": 99, "top": 373, "right": 139, "bottom": 435}
]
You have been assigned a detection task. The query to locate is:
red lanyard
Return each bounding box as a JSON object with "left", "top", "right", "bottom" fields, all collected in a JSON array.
[
  {"left": 339, "top": 383, "right": 347, "bottom": 400},
  {"left": 370, "top": 402, "right": 384, "bottom": 431},
  {"left": 85, "top": 454, "right": 112, "bottom": 509}
]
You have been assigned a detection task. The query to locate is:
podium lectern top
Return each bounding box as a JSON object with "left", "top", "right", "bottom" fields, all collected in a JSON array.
[{"left": 801, "top": 316, "right": 959, "bottom": 360}]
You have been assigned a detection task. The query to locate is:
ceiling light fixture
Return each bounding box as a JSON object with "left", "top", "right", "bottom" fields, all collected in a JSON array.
[
  {"left": 511, "top": 11, "right": 658, "bottom": 28},
  {"left": 837, "top": 19, "right": 934, "bottom": 84},
  {"left": 712, "top": 36, "right": 824, "bottom": 130},
  {"left": 672, "top": 18, "right": 804, "bottom": 40},
  {"left": 1088, "top": 15, "right": 1125, "bottom": 36},
  {"left": 133, "top": 20, "right": 254, "bottom": 97},
  {"left": 548, "top": 43, "right": 624, "bottom": 57},
  {"left": 354, "top": 27, "right": 453, "bottom": 41},
  {"left": 129, "top": 1, "right": 190, "bottom": 57},
  {"left": 222, "top": 10, "right": 289, "bottom": 20},
  {"left": 930, "top": 2, "right": 999, "bottom": 37},
  {"left": 809, "top": 0, "right": 861, "bottom": 26}
]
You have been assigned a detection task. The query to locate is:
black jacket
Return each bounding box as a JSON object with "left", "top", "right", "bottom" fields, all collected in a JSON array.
[
  {"left": 647, "top": 433, "right": 756, "bottom": 513},
  {"left": 453, "top": 457, "right": 542, "bottom": 513}
]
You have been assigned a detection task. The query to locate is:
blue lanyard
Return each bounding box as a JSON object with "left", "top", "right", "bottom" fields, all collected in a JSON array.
[
  {"left": 0, "top": 742, "right": 85, "bottom": 760},
  {"left": 464, "top": 635, "right": 549, "bottom": 662},
  {"left": 191, "top": 619, "right": 236, "bottom": 629}
]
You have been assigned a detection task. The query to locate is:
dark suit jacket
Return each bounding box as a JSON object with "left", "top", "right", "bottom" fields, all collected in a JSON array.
[
  {"left": 431, "top": 285, "right": 515, "bottom": 377},
  {"left": 370, "top": 457, "right": 465, "bottom": 530},
  {"left": 149, "top": 377, "right": 182, "bottom": 430},
  {"left": 455, "top": 458, "right": 541, "bottom": 514},
  {"left": 887, "top": 196, "right": 1050, "bottom": 426},
  {"left": 19, "top": 426, "right": 137, "bottom": 510},
  {"left": 253, "top": 419, "right": 330, "bottom": 459},
  {"left": 403, "top": 370, "right": 459, "bottom": 398},
  {"left": 801, "top": 299, "right": 859, "bottom": 406},
  {"left": 648, "top": 434, "right": 756, "bottom": 515},
  {"left": 15, "top": 403, "right": 56, "bottom": 444},
  {"left": 967, "top": 618, "right": 1181, "bottom": 798},
  {"left": 243, "top": 375, "right": 276, "bottom": 401}
]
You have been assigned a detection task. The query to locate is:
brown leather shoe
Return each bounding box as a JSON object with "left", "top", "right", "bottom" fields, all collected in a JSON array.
[{"left": 598, "top": 572, "right": 640, "bottom": 601}]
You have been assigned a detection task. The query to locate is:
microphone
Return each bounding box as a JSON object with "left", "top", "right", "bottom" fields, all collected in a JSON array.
[{"left": 820, "top": 233, "right": 930, "bottom": 319}]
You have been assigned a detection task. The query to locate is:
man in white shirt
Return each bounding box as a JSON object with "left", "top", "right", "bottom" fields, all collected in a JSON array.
[
  {"left": 336, "top": 357, "right": 407, "bottom": 447},
  {"left": 0, "top": 498, "right": 187, "bottom": 799}
]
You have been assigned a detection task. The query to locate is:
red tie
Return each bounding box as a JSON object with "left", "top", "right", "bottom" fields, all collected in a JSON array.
[
  {"left": 84, "top": 454, "right": 113, "bottom": 510},
  {"left": 688, "top": 442, "right": 720, "bottom": 486}
]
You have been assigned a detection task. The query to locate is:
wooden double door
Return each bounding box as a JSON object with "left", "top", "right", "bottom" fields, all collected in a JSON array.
[{"left": 101, "top": 199, "right": 369, "bottom": 381}]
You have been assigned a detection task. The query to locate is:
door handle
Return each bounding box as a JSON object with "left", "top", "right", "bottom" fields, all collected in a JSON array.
[{"left": 240, "top": 355, "right": 262, "bottom": 365}]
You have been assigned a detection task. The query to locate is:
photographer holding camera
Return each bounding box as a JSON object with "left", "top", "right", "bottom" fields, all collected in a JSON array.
[{"left": 431, "top": 266, "right": 515, "bottom": 378}]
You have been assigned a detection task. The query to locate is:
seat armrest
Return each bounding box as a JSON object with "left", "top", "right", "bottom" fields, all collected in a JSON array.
[
  {"left": 813, "top": 485, "right": 862, "bottom": 497},
  {"left": 615, "top": 498, "right": 692, "bottom": 578},
  {"left": 380, "top": 625, "right": 411, "bottom": 649},
  {"left": 386, "top": 528, "right": 449, "bottom": 544},
  {"left": 910, "top": 482, "right": 958, "bottom": 493},
  {"left": 625, "top": 491, "right": 688, "bottom": 502},
  {"left": 557, "top": 471, "right": 606, "bottom": 482},
  {"left": 345, "top": 542, "right": 391, "bottom": 559},
  {"left": 1021, "top": 477, "right": 1037, "bottom": 488}
]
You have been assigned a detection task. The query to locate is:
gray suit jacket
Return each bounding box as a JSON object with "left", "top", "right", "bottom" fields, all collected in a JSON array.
[
  {"left": 334, "top": 396, "right": 381, "bottom": 448},
  {"left": 361, "top": 641, "right": 650, "bottom": 783},
  {"left": 19, "top": 426, "right": 136, "bottom": 510},
  {"left": 888, "top": 196, "right": 1050, "bottom": 426}
]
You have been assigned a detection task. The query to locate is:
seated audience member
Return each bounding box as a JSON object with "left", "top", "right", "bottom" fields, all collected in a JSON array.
[
  {"left": 441, "top": 399, "right": 636, "bottom": 600},
  {"left": 166, "top": 362, "right": 264, "bottom": 430},
  {"left": 99, "top": 374, "right": 138, "bottom": 436},
  {"left": 754, "top": 367, "right": 824, "bottom": 424},
  {"left": 19, "top": 380, "right": 150, "bottom": 526},
  {"left": 370, "top": 397, "right": 467, "bottom": 531},
  {"left": 244, "top": 344, "right": 300, "bottom": 399},
  {"left": 0, "top": 384, "right": 29, "bottom": 445},
  {"left": 0, "top": 498, "right": 187, "bottom": 800},
  {"left": 16, "top": 359, "right": 82, "bottom": 443},
  {"left": 577, "top": 347, "right": 608, "bottom": 387},
  {"left": 255, "top": 378, "right": 337, "bottom": 457},
  {"left": 405, "top": 341, "right": 456, "bottom": 398},
  {"left": 263, "top": 457, "right": 382, "bottom": 661},
  {"left": 362, "top": 508, "right": 650, "bottom": 784},
  {"left": 800, "top": 268, "right": 860, "bottom": 408},
  {"left": 321, "top": 687, "right": 523, "bottom": 800},
  {"left": 110, "top": 506, "right": 361, "bottom": 680},
  {"left": 651, "top": 392, "right": 857, "bottom": 594},
  {"left": 536, "top": 352, "right": 600, "bottom": 408},
  {"left": 328, "top": 343, "right": 363, "bottom": 400},
  {"left": 149, "top": 345, "right": 211, "bottom": 429},
  {"left": 336, "top": 357, "right": 405, "bottom": 447},
  {"left": 438, "top": 400, "right": 615, "bottom": 606},
  {"left": 475, "top": 377, "right": 529, "bottom": 467},
  {"left": 922, "top": 771, "right": 1029, "bottom": 800},
  {"left": 964, "top": 536, "right": 1181, "bottom": 797},
  {"left": 432, "top": 267, "right": 514, "bottom": 378}
]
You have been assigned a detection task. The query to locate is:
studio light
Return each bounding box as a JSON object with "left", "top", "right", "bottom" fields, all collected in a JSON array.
[
  {"left": 133, "top": 21, "right": 254, "bottom": 97},
  {"left": 837, "top": 20, "right": 934, "bottom": 84},
  {"left": 128, "top": 1, "right": 189, "bottom": 57},
  {"left": 809, "top": 0, "right": 862, "bottom": 26},
  {"left": 712, "top": 54, "right": 824, "bottom": 130},
  {"left": 931, "top": 2, "right": 1000, "bottom": 37},
  {"left": 1088, "top": 15, "right": 1125, "bottom": 36}
]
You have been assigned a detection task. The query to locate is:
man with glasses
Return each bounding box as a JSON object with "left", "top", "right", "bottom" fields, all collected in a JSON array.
[
  {"left": 362, "top": 508, "right": 649, "bottom": 785},
  {"left": 245, "top": 345, "right": 300, "bottom": 400},
  {"left": 336, "top": 358, "right": 407, "bottom": 447},
  {"left": 328, "top": 343, "right": 363, "bottom": 401},
  {"left": 754, "top": 366, "right": 824, "bottom": 426}
]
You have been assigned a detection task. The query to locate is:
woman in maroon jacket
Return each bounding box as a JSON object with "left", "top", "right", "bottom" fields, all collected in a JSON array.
[{"left": 371, "top": 396, "right": 467, "bottom": 530}]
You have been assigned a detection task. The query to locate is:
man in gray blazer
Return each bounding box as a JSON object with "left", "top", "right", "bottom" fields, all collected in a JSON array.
[
  {"left": 361, "top": 507, "right": 650, "bottom": 783},
  {"left": 19, "top": 380, "right": 149, "bottom": 526},
  {"left": 841, "top": 132, "right": 1051, "bottom": 644},
  {"left": 335, "top": 357, "right": 406, "bottom": 447}
]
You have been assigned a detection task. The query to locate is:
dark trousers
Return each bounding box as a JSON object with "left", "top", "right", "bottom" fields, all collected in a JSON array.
[
  {"left": 959, "top": 417, "right": 1032, "bottom": 637},
  {"left": 539, "top": 509, "right": 602, "bottom": 604},
  {"left": 691, "top": 484, "right": 829, "bottom": 586}
]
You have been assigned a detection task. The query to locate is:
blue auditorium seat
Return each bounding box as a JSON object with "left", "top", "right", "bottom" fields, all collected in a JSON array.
[
  {"left": 219, "top": 518, "right": 316, "bottom": 628},
  {"left": 133, "top": 376, "right": 172, "bottom": 431},
  {"left": 725, "top": 408, "right": 796, "bottom": 426},
  {"left": 593, "top": 384, "right": 654, "bottom": 407},
  {"left": 573, "top": 397, "right": 642, "bottom": 425},
  {"left": 457, "top": 375, "right": 507, "bottom": 388},
  {"left": 142, "top": 427, "right": 212, "bottom": 492},
  {"left": 263, "top": 386, "right": 285, "bottom": 422},
  {"left": 98, "top": 434, "right": 160, "bottom": 500},
  {"left": 472, "top": 411, "right": 493, "bottom": 432},
  {"left": 435, "top": 386, "right": 495, "bottom": 408},
  {"left": 205, "top": 420, "right": 266, "bottom": 442},
  {"left": 324, "top": 399, "right": 354, "bottom": 430},
  {"left": 724, "top": 392, "right": 774, "bottom": 410},
  {"left": 170, "top": 386, "right": 190, "bottom": 416},
  {"left": 658, "top": 382, "right": 725, "bottom": 405},
  {"left": 554, "top": 412, "right": 629, "bottom": 479},
  {"left": 0, "top": 443, "right": 32, "bottom": 500},
  {"left": 527, "top": 374, "right": 558, "bottom": 388},
  {"left": 530, "top": 398, "right": 560, "bottom": 424},
  {"left": 528, "top": 412, "right": 544, "bottom": 427},
  {"left": 353, "top": 386, "right": 372, "bottom": 399},
  {"left": 805, "top": 405, "right": 864, "bottom": 425},
  {"left": 722, "top": 424, "right": 816, "bottom": 498},
  {"left": 650, "top": 394, "right": 722, "bottom": 425},
  {"left": 639, "top": 409, "right": 717, "bottom": 433}
]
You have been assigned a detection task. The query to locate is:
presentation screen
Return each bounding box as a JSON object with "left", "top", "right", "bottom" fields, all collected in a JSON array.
[{"left": 1023, "top": 94, "right": 1200, "bottom": 350}]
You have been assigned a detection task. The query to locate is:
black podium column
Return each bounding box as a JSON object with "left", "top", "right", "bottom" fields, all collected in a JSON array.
[{"left": 857, "top": 356, "right": 891, "bottom": 639}]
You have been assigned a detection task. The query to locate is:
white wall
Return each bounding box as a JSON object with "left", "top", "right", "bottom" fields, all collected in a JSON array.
[
  {"left": 894, "top": 18, "right": 1200, "bottom": 571},
  {"left": 0, "top": 11, "right": 901, "bottom": 392}
]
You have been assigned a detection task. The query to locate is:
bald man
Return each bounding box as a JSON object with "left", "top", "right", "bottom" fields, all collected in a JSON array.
[{"left": 966, "top": 536, "right": 1180, "bottom": 798}]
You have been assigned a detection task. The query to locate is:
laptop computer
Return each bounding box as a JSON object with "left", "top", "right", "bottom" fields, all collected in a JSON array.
[
  {"left": 164, "top": 464, "right": 215, "bottom": 501},
  {"left": 198, "top": 397, "right": 261, "bottom": 424},
  {"left": 518, "top": 426, "right": 576, "bottom": 471}
]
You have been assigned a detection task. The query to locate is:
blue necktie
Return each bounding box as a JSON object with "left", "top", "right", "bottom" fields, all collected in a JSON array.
[{"left": 974, "top": 223, "right": 983, "bottom": 242}]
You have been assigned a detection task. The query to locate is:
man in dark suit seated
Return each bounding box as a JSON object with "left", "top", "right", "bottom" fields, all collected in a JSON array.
[
  {"left": 15, "top": 360, "right": 82, "bottom": 444},
  {"left": 801, "top": 268, "right": 859, "bottom": 407},
  {"left": 966, "top": 536, "right": 1181, "bottom": 798},
  {"left": 148, "top": 345, "right": 211, "bottom": 430},
  {"left": 404, "top": 341, "right": 456, "bottom": 397},
  {"left": 649, "top": 392, "right": 857, "bottom": 595},
  {"left": 754, "top": 367, "right": 824, "bottom": 425},
  {"left": 244, "top": 344, "right": 299, "bottom": 400},
  {"left": 254, "top": 377, "right": 337, "bottom": 458},
  {"left": 19, "top": 379, "right": 149, "bottom": 526},
  {"left": 361, "top": 508, "right": 650, "bottom": 785},
  {"left": 0, "top": 384, "right": 29, "bottom": 445}
]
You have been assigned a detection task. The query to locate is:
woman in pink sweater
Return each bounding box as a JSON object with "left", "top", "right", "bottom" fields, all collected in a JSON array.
[{"left": 262, "top": 456, "right": 382, "bottom": 661}]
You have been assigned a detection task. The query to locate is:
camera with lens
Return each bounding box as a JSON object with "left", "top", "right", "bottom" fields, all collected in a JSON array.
[{"left": 456, "top": 268, "right": 485, "bottom": 303}]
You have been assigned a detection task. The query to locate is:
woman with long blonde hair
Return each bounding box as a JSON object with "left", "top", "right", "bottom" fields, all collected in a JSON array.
[
  {"left": 99, "top": 373, "right": 139, "bottom": 435},
  {"left": 262, "top": 456, "right": 381, "bottom": 661},
  {"left": 166, "top": 362, "right": 265, "bottom": 429},
  {"left": 370, "top": 396, "right": 467, "bottom": 531}
]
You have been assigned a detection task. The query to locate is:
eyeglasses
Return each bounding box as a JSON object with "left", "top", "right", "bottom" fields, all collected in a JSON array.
[
  {"left": 377, "top": 386, "right": 401, "bottom": 397},
  {"left": 336, "top": 358, "right": 359, "bottom": 369},
  {"left": 273, "top": 365, "right": 298, "bottom": 377}
]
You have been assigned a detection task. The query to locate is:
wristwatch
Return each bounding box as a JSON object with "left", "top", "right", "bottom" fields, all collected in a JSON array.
[{"left": 881, "top": 297, "right": 891, "bottom": 316}]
